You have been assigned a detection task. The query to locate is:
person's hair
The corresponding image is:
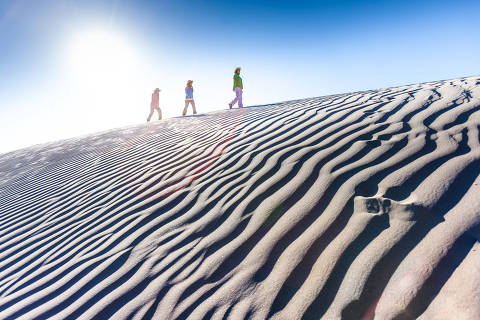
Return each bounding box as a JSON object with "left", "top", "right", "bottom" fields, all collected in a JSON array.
[
  {"left": 187, "top": 80, "right": 193, "bottom": 86},
  {"left": 234, "top": 67, "right": 241, "bottom": 74}
]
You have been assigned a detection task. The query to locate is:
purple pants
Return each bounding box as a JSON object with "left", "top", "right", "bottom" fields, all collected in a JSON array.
[{"left": 230, "top": 87, "right": 243, "bottom": 108}]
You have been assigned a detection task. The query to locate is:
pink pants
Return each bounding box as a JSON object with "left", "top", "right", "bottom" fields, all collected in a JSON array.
[
  {"left": 230, "top": 87, "right": 243, "bottom": 108},
  {"left": 147, "top": 105, "right": 162, "bottom": 121}
]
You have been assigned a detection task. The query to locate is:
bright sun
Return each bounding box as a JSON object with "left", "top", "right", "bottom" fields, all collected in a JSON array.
[{"left": 69, "top": 30, "right": 137, "bottom": 88}]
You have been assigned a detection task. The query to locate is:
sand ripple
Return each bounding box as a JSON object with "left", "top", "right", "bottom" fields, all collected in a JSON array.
[{"left": 1, "top": 76, "right": 480, "bottom": 319}]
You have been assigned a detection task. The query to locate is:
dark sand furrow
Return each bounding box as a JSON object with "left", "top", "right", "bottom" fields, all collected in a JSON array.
[{"left": 1, "top": 76, "right": 479, "bottom": 320}]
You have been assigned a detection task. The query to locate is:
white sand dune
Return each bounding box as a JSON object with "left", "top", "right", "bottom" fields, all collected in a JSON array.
[{"left": 1, "top": 76, "right": 480, "bottom": 320}]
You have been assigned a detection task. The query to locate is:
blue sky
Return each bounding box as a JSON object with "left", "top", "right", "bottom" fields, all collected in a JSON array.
[{"left": 1, "top": 0, "right": 479, "bottom": 153}]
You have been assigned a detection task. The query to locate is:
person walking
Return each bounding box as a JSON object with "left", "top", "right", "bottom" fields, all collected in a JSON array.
[
  {"left": 229, "top": 67, "right": 243, "bottom": 109},
  {"left": 183, "top": 80, "right": 197, "bottom": 116},
  {"left": 147, "top": 88, "right": 162, "bottom": 121}
]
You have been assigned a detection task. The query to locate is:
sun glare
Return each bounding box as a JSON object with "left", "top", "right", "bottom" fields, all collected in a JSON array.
[{"left": 69, "top": 30, "right": 138, "bottom": 88}]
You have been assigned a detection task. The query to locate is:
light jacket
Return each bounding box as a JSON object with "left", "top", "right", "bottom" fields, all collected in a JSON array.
[
  {"left": 185, "top": 86, "right": 194, "bottom": 100},
  {"left": 233, "top": 73, "right": 243, "bottom": 89},
  {"left": 151, "top": 91, "right": 159, "bottom": 107}
]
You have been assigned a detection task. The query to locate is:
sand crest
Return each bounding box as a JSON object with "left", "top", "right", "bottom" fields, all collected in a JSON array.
[{"left": 1, "top": 76, "right": 479, "bottom": 319}]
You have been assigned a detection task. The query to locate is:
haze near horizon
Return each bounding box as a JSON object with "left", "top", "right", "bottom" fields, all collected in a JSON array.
[{"left": 1, "top": 0, "right": 479, "bottom": 153}]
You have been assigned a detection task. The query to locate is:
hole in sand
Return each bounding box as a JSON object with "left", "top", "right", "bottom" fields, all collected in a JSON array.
[{"left": 366, "top": 199, "right": 380, "bottom": 213}]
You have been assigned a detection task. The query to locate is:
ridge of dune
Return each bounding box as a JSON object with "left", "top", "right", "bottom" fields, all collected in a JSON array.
[{"left": 1, "top": 76, "right": 480, "bottom": 320}]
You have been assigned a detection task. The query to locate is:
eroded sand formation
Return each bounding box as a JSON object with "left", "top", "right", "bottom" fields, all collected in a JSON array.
[{"left": 0, "top": 76, "right": 479, "bottom": 319}]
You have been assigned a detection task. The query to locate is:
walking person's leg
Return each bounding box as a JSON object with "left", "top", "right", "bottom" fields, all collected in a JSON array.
[
  {"left": 191, "top": 100, "right": 197, "bottom": 114},
  {"left": 156, "top": 107, "right": 162, "bottom": 120},
  {"left": 183, "top": 100, "right": 189, "bottom": 116},
  {"left": 230, "top": 90, "right": 239, "bottom": 108},
  {"left": 147, "top": 106, "right": 154, "bottom": 121},
  {"left": 237, "top": 88, "right": 243, "bottom": 108}
]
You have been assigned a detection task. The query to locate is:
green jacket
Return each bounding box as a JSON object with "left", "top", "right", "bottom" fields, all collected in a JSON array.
[{"left": 233, "top": 73, "right": 243, "bottom": 89}]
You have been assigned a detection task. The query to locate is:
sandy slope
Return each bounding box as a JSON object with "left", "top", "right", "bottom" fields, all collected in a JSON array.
[{"left": 0, "top": 76, "right": 479, "bottom": 320}]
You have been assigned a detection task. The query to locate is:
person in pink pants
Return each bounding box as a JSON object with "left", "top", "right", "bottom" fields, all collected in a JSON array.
[
  {"left": 229, "top": 67, "right": 243, "bottom": 108},
  {"left": 147, "top": 88, "right": 162, "bottom": 121}
]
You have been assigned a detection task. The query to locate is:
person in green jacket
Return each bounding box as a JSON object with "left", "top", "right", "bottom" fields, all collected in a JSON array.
[{"left": 229, "top": 67, "right": 243, "bottom": 108}]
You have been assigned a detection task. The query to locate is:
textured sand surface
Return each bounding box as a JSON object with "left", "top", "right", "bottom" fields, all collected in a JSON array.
[{"left": 0, "top": 76, "right": 479, "bottom": 319}]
